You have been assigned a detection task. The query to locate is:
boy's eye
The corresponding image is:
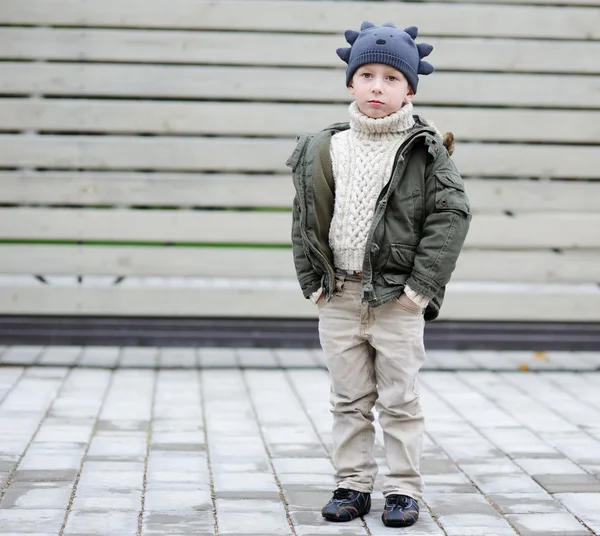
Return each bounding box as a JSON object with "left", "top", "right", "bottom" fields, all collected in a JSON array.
[
  {"left": 387, "top": 75, "right": 397, "bottom": 81},
  {"left": 362, "top": 72, "right": 372, "bottom": 78}
]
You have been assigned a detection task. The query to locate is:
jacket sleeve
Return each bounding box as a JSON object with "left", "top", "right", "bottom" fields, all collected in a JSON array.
[
  {"left": 405, "top": 143, "right": 471, "bottom": 300},
  {"left": 291, "top": 196, "right": 322, "bottom": 298}
]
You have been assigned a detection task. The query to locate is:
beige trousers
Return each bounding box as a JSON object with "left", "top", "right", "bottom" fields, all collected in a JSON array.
[{"left": 318, "top": 276, "right": 427, "bottom": 499}]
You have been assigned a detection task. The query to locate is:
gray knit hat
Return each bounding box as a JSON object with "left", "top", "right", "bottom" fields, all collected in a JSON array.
[{"left": 337, "top": 21, "right": 434, "bottom": 93}]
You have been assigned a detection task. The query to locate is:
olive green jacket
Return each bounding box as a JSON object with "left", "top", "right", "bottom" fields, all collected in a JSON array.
[{"left": 287, "top": 116, "right": 471, "bottom": 321}]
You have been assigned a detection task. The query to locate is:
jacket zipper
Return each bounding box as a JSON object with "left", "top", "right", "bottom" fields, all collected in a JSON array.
[
  {"left": 293, "top": 139, "right": 335, "bottom": 299},
  {"left": 362, "top": 128, "right": 432, "bottom": 296}
]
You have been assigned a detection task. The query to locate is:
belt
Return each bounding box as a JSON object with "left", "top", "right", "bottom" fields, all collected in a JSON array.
[{"left": 335, "top": 268, "right": 363, "bottom": 279}]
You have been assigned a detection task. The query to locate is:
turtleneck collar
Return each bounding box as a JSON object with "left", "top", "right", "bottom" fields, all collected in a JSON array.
[{"left": 349, "top": 101, "right": 415, "bottom": 138}]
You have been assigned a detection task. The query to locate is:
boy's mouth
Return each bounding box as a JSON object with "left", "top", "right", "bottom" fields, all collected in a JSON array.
[{"left": 368, "top": 100, "right": 384, "bottom": 105}]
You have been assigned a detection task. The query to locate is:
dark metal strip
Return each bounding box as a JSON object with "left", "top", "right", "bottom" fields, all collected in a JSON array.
[{"left": 0, "top": 316, "right": 599, "bottom": 351}]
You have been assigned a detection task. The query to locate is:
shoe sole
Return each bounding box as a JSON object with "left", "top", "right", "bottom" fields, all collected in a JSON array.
[
  {"left": 381, "top": 515, "right": 418, "bottom": 528},
  {"left": 322, "top": 504, "right": 371, "bottom": 522}
]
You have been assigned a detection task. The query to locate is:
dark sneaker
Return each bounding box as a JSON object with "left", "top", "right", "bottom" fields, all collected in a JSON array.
[
  {"left": 321, "top": 488, "right": 371, "bottom": 522},
  {"left": 382, "top": 494, "right": 419, "bottom": 527}
]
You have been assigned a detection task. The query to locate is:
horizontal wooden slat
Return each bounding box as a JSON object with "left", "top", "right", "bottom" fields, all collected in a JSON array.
[
  {"left": 0, "top": 245, "right": 598, "bottom": 283},
  {"left": 2, "top": 0, "right": 599, "bottom": 40},
  {"left": 1, "top": 99, "right": 599, "bottom": 144},
  {"left": 0, "top": 172, "right": 293, "bottom": 207},
  {"left": 1, "top": 63, "right": 599, "bottom": 109},
  {"left": 0, "top": 135, "right": 598, "bottom": 179},
  {"left": 1, "top": 208, "right": 599, "bottom": 249},
  {"left": 2, "top": 28, "right": 599, "bottom": 74},
  {"left": 2, "top": 173, "right": 600, "bottom": 212},
  {"left": 1, "top": 283, "right": 599, "bottom": 321},
  {"left": 434, "top": 0, "right": 600, "bottom": 5}
]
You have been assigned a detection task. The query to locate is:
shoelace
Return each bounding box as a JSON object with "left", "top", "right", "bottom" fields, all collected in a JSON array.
[
  {"left": 332, "top": 488, "right": 353, "bottom": 500},
  {"left": 386, "top": 494, "right": 412, "bottom": 508}
]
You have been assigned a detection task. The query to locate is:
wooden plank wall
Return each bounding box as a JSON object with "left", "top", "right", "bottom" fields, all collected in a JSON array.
[{"left": 0, "top": 0, "right": 599, "bottom": 321}]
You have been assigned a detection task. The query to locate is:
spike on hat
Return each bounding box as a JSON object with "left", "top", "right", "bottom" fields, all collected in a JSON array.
[
  {"left": 344, "top": 29, "right": 360, "bottom": 45},
  {"left": 336, "top": 21, "right": 434, "bottom": 93},
  {"left": 336, "top": 47, "right": 351, "bottom": 63},
  {"left": 404, "top": 26, "right": 419, "bottom": 39},
  {"left": 418, "top": 61, "right": 435, "bottom": 75},
  {"left": 417, "top": 42, "right": 433, "bottom": 58}
]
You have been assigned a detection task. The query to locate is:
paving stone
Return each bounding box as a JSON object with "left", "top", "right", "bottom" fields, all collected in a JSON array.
[
  {"left": 216, "top": 498, "right": 285, "bottom": 513},
  {"left": 555, "top": 493, "right": 600, "bottom": 533},
  {"left": 425, "top": 494, "right": 517, "bottom": 535},
  {"left": 515, "top": 457, "right": 587, "bottom": 475},
  {"left": 96, "top": 419, "right": 148, "bottom": 432},
  {"left": 146, "top": 469, "right": 209, "bottom": 485},
  {"left": 12, "top": 469, "right": 78, "bottom": 482},
  {"left": 472, "top": 473, "right": 546, "bottom": 494},
  {"left": 459, "top": 459, "right": 532, "bottom": 478},
  {"left": 506, "top": 513, "right": 591, "bottom": 535},
  {"left": 82, "top": 460, "right": 145, "bottom": 472},
  {"left": 38, "top": 347, "right": 82, "bottom": 366},
  {"left": 213, "top": 472, "right": 279, "bottom": 493},
  {"left": 487, "top": 493, "right": 567, "bottom": 514},
  {"left": 0, "top": 509, "right": 65, "bottom": 532},
  {"left": 142, "top": 509, "right": 215, "bottom": 534},
  {"left": 0, "top": 481, "right": 73, "bottom": 509},
  {"left": 421, "top": 458, "right": 461, "bottom": 475},
  {"left": 86, "top": 437, "right": 147, "bottom": 459},
  {"left": 263, "top": 426, "right": 321, "bottom": 445},
  {"left": 211, "top": 461, "right": 271, "bottom": 473},
  {"left": 34, "top": 425, "right": 92, "bottom": 443},
  {"left": 290, "top": 510, "right": 366, "bottom": 534},
  {"left": 272, "top": 458, "right": 333, "bottom": 474},
  {"left": 435, "top": 513, "right": 518, "bottom": 535},
  {"left": 76, "top": 470, "right": 144, "bottom": 489},
  {"left": 275, "top": 349, "right": 320, "bottom": 368},
  {"left": 533, "top": 473, "right": 600, "bottom": 493},
  {"left": 18, "top": 453, "right": 83, "bottom": 471},
  {"left": 270, "top": 445, "right": 330, "bottom": 458},
  {"left": 216, "top": 491, "right": 282, "bottom": 501},
  {"left": 0, "top": 416, "right": 43, "bottom": 436},
  {"left": 198, "top": 348, "right": 238, "bottom": 368},
  {"left": 158, "top": 347, "right": 197, "bottom": 368},
  {"left": 147, "top": 452, "right": 208, "bottom": 473},
  {"left": 63, "top": 509, "right": 139, "bottom": 534},
  {"left": 77, "top": 346, "right": 121, "bottom": 368},
  {"left": 0, "top": 439, "right": 38, "bottom": 456},
  {"left": 423, "top": 471, "right": 477, "bottom": 493},
  {"left": 144, "top": 486, "right": 212, "bottom": 511},
  {"left": 218, "top": 510, "right": 291, "bottom": 534},
  {"left": 71, "top": 487, "right": 142, "bottom": 510},
  {"left": 278, "top": 473, "right": 336, "bottom": 489},
  {"left": 284, "top": 491, "right": 329, "bottom": 511},
  {"left": 1, "top": 347, "right": 43, "bottom": 365},
  {"left": 237, "top": 348, "right": 278, "bottom": 368}
]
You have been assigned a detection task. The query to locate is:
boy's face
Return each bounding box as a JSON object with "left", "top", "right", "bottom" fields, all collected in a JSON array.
[{"left": 349, "top": 64, "right": 414, "bottom": 119}]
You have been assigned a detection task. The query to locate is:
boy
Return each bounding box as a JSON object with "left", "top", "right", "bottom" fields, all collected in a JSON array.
[{"left": 287, "top": 22, "right": 470, "bottom": 527}]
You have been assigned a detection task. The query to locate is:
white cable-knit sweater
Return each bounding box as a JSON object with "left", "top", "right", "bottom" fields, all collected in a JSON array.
[
  {"left": 311, "top": 101, "right": 429, "bottom": 308},
  {"left": 329, "top": 101, "right": 415, "bottom": 270}
]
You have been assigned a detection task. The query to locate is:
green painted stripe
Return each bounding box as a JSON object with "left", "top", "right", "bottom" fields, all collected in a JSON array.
[{"left": 0, "top": 239, "right": 291, "bottom": 249}]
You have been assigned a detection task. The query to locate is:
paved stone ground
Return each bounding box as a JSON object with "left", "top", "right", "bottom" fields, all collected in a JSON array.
[{"left": 0, "top": 346, "right": 599, "bottom": 535}]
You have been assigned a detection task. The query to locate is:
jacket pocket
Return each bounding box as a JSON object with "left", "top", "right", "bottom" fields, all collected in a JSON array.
[
  {"left": 435, "top": 173, "right": 470, "bottom": 216},
  {"left": 382, "top": 244, "right": 416, "bottom": 285}
]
